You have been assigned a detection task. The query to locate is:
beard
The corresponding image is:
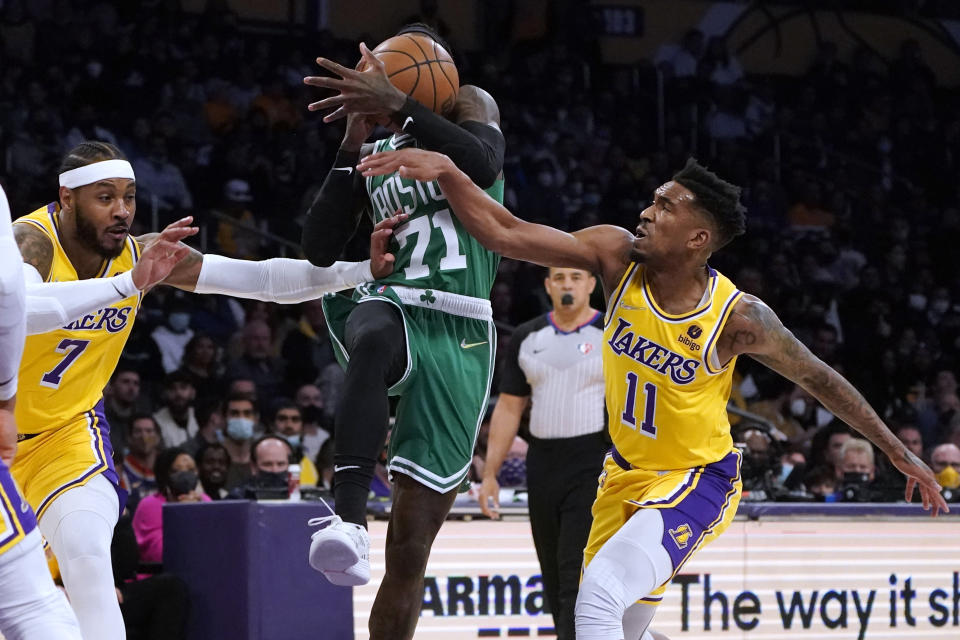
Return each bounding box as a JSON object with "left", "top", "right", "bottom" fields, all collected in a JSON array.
[{"left": 75, "top": 203, "right": 126, "bottom": 259}]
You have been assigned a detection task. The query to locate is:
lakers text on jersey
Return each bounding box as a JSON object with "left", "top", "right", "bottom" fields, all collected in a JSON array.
[
  {"left": 602, "top": 264, "right": 743, "bottom": 471},
  {"left": 11, "top": 204, "right": 133, "bottom": 515},
  {"left": 13, "top": 203, "right": 141, "bottom": 435},
  {"left": 582, "top": 263, "right": 744, "bottom": 598}
]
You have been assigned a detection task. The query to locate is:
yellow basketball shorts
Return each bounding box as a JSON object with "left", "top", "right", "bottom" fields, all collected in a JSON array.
[
  {"left": 11, "top": 400, "right": 120, "bottom": 522},
  {"left": 583, "top": 447, "right": 742, "bottom": 604}
]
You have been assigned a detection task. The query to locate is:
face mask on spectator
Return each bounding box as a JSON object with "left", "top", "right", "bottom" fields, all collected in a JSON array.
[
  {"left": 168, "top": 312, "right": 191, "bottom": 333},
  {"left": 815, "top": 407, "right": 833, "bottom": 428},
  {"left": 254, "top": 470, "right": 289, "bottom": 489},
  {"left": 283, "top": 434, "right": 301, "bottom": 448},
  {"left": 226, "top": 417, "right": 255, "bottom": 441},
  {"left": 779, "top": 462, "right": 794, "bottom": 483},
  {"left": 300, "top": 405, "right": 322, "bottom": 425},
  {"left": 936, "top": 465, "right": 960, "bottom": 490},
  {"left": 168, "top": 470, "right": 198, "bottom": 497},
  {"left": 790, "top": 398, "right": 807, "bottom": 417},
  {"left": 908, "top": 294, "right": 927, "bottom": 311}
]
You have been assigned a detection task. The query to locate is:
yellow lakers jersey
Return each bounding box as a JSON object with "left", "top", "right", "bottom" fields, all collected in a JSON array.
[
  {"left": 603, "top": 263, "right": 743, "bottom": 470},
  {"left": 13, "top": 203, "right": 141, "bottom": 434}
]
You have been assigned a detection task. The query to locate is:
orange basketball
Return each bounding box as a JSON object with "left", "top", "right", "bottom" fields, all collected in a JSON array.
[{"left": 365, "top": 33, "right": 459, "bottom": 115}]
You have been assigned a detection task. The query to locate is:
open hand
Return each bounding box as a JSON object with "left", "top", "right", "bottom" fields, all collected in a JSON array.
[
  {"left": 132, "top": 217, "right": 198, "bottom": 290},
  {"left": 896, "top": 449, "right": 949, "bottom": 517},
  {"left": 477, "top": 475, "right": 501, "bottom": 520},
  {"left": 304, "top": 43, "right": 406, "bottom": 123},
  {"left": 369, "top": 211, "right": 409, "bottom": 279},
  {"left": 358, "top": 148, "right": 455, "bottom": 183}
]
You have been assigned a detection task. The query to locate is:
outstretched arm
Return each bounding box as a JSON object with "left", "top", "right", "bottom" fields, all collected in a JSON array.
[
  {"left": 153, "top": 215, "right": 405, "bottom": 300},
  {"left": 720, "top": 295, "right": 948, "bottom": 516},
  {"left": 17, "top": 218, "right": 197, "bottom": 334},
  {"left": 358, "top": 149, "right": 634, "bottom": 293}
]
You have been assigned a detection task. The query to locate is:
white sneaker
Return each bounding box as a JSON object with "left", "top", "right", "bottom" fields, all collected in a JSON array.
[{"left": 308, "top": 513, "right": 371, "bottom": 586}]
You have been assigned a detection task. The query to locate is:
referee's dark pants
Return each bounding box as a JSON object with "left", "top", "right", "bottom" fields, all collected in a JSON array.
[{"left": 526, "top": 431, "right": 607, "bottom": 640}]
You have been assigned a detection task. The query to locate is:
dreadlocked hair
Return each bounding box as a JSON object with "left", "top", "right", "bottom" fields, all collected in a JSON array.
[
  {"left": 396, "top": 22, "right": 454, "bottom": 61},
  {"left": 58, "top": 141, "right": 127, "bottom": 174},
  {"left": 672, "top": 157, "right": 747, "bottom": 250}
]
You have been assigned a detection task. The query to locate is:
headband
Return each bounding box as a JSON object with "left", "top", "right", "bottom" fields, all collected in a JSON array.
[{"left": 58, "top": 160, "right": 136, "bottom": 189}]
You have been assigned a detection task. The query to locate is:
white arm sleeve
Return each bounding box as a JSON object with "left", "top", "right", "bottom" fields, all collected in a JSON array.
[
  {"left": 193, "top": 255, "right": 374, "bottom": 303},
  {"left": 23, "top": 265, "right": 139, "bottom": 335},
  {"left": 0, "top": 189, "right": 26, "bottom": 401}
]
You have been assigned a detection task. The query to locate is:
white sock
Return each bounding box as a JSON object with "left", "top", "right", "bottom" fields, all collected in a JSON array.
[{"left": 39, "top": 475, "right": 125, "bottom": 640}]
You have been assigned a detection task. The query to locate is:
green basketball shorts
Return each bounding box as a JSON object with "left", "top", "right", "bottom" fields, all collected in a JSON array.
[{"left": 323, "top": 284, "right": 495, "bottom": 493}]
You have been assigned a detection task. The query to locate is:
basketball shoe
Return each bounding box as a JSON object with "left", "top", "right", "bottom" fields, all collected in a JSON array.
[{"left": 308, "top": 513, "right": 370, "bottom": 586}]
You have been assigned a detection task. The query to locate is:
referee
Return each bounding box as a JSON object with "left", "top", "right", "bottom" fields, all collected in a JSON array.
[{"left": 480, "top": 267, "right": 607, "bottom": 640}]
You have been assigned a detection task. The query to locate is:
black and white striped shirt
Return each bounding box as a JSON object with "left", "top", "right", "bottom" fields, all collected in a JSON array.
[{"left": 500, "top": 311, "right": 605, "bottom": 439}]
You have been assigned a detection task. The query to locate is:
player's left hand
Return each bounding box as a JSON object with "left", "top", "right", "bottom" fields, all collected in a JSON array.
[
  {"left": 358, "top": 148, "right": 455, "bottom": 183},
  {"left": 896, "top": 449, "right": 949, "bottom": 517},
  {"left": 369, "top": 211, "right": 409, "bottom": 279},
  {"left": 305, "top": 43, "right": 407, "bottom": 123}
]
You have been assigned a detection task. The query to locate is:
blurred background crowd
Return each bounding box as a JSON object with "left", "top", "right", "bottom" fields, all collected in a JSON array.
[{"left": 3, "top": 0, "right": 960, "bottom": 519}]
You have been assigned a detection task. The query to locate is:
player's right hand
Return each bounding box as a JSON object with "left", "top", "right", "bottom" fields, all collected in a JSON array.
[
  {"left": 132, "top": 217, "right": 198, "bottom": 291},
  {"left": 898, "top": 449, "right": 950, "bottom": 517},
  {"left": 358, "top": 148, "right": 455, "bottom": 182},
  {"left": 369, "top": 211, "right": 409, "bottom": 279},
  {"left": 478, "top": 475, "right": 501, "bottom": 520}
]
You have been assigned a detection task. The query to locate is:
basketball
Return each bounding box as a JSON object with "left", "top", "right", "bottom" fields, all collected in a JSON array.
[{"left": 364, "top": 33, "right": 459, "bottom": 115}]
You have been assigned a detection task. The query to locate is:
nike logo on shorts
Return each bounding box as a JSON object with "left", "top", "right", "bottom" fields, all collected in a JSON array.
[
  {"left": 332, "top": 167, "right": 354, "bottom": 174},
  {"left": 334, "top": 465, "right": 361, "bottom": 473},
  {"left": 402, "top": 116, "right": 414, "bottom": 131},
  {"left": 460, "top": 339, "right": 488, "bottom": 350}
]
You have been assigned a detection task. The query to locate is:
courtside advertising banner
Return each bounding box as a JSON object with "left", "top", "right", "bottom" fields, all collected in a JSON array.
[{"left": 355, "top": 518, "right": 960, "bottom": 639}]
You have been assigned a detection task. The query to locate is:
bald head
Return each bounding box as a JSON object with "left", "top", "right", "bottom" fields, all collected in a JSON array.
[
  {"left": 931, "top": 443, "right": 960, "bottom": 475},
  {"left": 252, "top": 437, "right": 290, "bottom": 475}
]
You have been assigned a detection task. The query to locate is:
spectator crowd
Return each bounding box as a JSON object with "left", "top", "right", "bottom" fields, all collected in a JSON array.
[{"left": 1, "top": 0, "right": 959, "bottom": 523}]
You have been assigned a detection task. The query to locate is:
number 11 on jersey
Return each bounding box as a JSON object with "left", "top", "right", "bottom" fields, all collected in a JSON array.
[{"left": 622, "top": 372, "right": 658, "bottom": 438}]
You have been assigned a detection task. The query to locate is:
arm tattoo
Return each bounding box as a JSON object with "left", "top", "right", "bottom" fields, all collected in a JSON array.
[
  {"left": 741, "top": 298, "right": 901, "bottom": 454},
  {"left": 13, "top": 224, "right": 53, "bottom": 280}
]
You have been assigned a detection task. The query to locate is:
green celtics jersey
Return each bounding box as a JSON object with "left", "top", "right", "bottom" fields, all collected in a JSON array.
[{"left": 364, "top": 134, "right": 504, "bottom": 299}]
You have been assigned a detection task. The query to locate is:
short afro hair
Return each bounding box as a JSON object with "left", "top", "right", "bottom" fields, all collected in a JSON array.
[{"left": 672, "top": 158, "right": 746, "bottom": 250}]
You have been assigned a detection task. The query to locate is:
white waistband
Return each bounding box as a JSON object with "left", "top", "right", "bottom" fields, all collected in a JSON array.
[{"left": 366, "top": 285, "right": 492, "bottom": 321}]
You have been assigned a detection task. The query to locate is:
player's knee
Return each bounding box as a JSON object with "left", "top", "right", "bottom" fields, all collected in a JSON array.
[
  {"left": 385, "top": 538, "right": 431, "bottom": 581},
  {"left": 577, "top": 557, "right": 629, "bottom": 620},
  {"left": 53, "top": 511, "right": 112, "bottom": 562}
]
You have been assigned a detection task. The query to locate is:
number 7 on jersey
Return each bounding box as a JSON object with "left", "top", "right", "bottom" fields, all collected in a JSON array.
[
  {"left": 622, "top": 372, "right": 658, "bottom": 438},
  {"left": 40, "top": 339, "right": 90, "bottom": 389}
]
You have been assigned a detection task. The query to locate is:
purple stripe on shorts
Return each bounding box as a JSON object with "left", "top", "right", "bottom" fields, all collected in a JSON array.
[
  {"left": 0, "top": 461, "right": 36, "bottom": 546},
  {"left": 36, "top": 401, "right": 126, "bottom": 518},
  {"left": 657, "top": 450, "right": 741, "bottom": 571}
]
